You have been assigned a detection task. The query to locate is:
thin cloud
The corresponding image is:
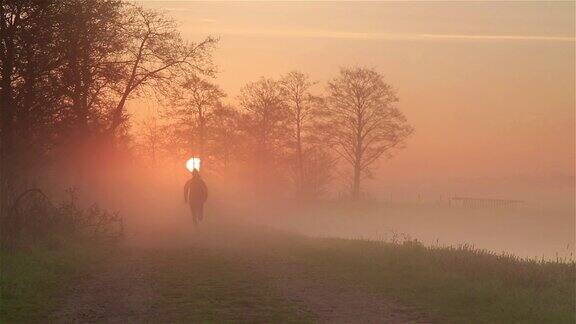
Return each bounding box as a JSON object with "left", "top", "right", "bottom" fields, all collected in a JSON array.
[
  {"left": 419, "top": 33, "right": 575, "bottom": 42},
  {"left": 212, "top": 28, "right": 575, "bottom": 43}
]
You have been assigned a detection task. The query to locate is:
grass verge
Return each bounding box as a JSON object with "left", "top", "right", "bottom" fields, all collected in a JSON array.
[
  {"left": 282, "top": 236, "right": 576, "bottom": 323},
  {"left": 0, "top": 242, "right": 103, "bottom": 323}
]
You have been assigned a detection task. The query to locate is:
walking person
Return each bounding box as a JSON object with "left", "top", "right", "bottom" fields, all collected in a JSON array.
[{"left": 184, "top": 169, "right": 208, "bottom": 226}]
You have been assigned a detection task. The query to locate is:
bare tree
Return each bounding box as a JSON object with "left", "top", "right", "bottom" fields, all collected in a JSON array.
[
  {"left": 208, "top": 103, "right": 243, "bottom": 174},
  {"left": 280, "top": 71, "right": 321, "bottom": 198},
  {"left": 325, "top": 67, "right": 413, "bottom": 200},
  {"left": 58, "top": 0, "right": 126, "bottom": 138},
  {"left": 0, "top": 0, "right": 221, "bottom": 243},
  {"left": 1, "top": 0, "right": 65, "bottom": 220},
  {"left": 52, "top": 1, "right": 219, "bottom": 187},
  {"left": 167, "top": 75, "right": 225, "bottom": 160},
  {"left": 55, "top": 2, "right": 218, "bottom": 141},
  {"left": 238, "top": 78, "right": 289, "bottom": 190},
  {"left": 0, "top": 0, "right": 23, "bottom": 220},
  {"left": 136, "top": 116, "right": 164, "bottom": 167},
  {"left": 300, "top": 146, "right": 336, "bottom": 199},
  {"left": 108, "top": 4, "right": 218, "bottom": 136}
]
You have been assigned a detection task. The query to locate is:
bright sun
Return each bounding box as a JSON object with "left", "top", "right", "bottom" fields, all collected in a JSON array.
[{"left": 186, "top": 157, "right": 201, "bottom": 172}]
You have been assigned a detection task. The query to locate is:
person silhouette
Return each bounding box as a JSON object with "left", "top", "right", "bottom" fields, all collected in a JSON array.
[{"left": 184, "top": 169, "right": 208, "bottom": 225}]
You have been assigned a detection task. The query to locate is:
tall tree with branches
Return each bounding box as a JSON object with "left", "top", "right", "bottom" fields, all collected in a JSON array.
[
  {"left": 136, "top": 116, "right": 164, "bottom": 167},
  {"left": 1, "top": 0, "right": 65, "bottom": 220},
  {"left": 325, "top": 67, "right": 413, "bottom": 200},
  {"left": 58, "top": 0, "right": 125, "bottom": 138},
  {"left": 238, "top": 78, "right": 289, "bottom": 190},
  {"left": 167, "top": 74, "right": 225, "bottom": 161},
  {"left": 108, "top": 5, "right": 218, "bottom": 136},
  {"left": 208, "top": 103, "right": 243, "bottom": 175},
  {"left": 280, "top": 71, "right": 322, "bottom": 198}
]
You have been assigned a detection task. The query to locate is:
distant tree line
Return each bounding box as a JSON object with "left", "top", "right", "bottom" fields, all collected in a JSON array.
[
  {"left": 1, "top": 0, "right": 413, "bottom": 227},
  {"left": 142, "top": 67, "right": 414, "bottom": 200}
]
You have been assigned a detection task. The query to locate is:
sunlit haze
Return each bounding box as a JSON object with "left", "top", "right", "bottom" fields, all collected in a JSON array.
[
  {"left": 133, "top": 1, "right": 575, "bottom": 201},
  {"left": 3, "top": 1, "right": 575, "bottom": 322}
]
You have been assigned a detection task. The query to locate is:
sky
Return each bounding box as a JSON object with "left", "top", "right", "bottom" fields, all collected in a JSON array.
[{"left": 134, "top": 1, "right": 575, "bottom": 200}]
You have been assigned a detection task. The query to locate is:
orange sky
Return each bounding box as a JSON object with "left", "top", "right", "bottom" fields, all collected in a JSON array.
[{"left": 133, "top": 1, "right": 575, "bottom": 195}]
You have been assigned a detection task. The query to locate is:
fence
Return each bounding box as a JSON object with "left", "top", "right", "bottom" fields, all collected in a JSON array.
[{"left": 448, "top": 196, "right": 524, "bottom": 209}]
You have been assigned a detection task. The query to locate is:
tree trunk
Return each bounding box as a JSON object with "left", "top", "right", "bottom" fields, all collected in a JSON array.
[
  {"left": 0, "top": 26, "right": 17, "bottom": 222},
  {"left": 198, "top": 108, "right": 205, "bottom": 161},
  {"left": 296, "top": 120, "right": 303, "bottom": 199},
  {"left": 352, "top": 162, "right": 361, "bottom": 201},
  {"left": 351, "top": 113, "right": 363, "bottom": 201},
  {"left": 110, "top": 94, "right": 129, "bottom": 135}
]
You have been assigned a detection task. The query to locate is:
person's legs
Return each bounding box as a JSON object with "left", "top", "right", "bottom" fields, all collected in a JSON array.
[
  {"left": 198, "top": 204, "right": 204, "bottom": 221},
  {"left": 189, "top": 202, "right": 199, "bottom": 225}
]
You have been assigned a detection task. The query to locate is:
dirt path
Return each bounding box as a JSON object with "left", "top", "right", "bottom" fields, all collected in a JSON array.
[
  {"left": 263, "top": 261, "right": 430, "bottom": 323},
  {"left": 53, "top": 221, "right": 431, "bottom": 323},
  {"left": 53, "top": 250, "right": 157, "bottom": 323}
]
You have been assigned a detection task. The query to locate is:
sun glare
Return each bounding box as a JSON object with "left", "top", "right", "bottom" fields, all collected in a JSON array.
[{"left": 186, "top": 157, "right": 201, "bottom": 172}]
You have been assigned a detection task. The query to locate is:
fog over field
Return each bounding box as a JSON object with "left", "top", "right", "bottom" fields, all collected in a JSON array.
[
  {"left": 84, "top": 164, "right": 573, "bottom": 262},
  {"left": 88, "top": 0, "right": 574, "bottom": 262},
  {"left": 1, "top": 1, "right": 574, "bottom": 322}
]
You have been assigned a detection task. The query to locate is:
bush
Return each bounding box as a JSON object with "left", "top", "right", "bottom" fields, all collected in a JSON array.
[{"left": 1, "top": 188, "right": 123, "bottom": 251}]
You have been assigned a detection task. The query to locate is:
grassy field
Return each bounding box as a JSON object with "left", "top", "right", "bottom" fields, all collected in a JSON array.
[
  {"left": 1, "top": 223, "right": 574, "bottom": 323},
  {"left": 147, "top": 223, "right": 575, "bottom": 323},
  {"left": 281, "top": 237, "right": 575, "bottom": 323}
]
